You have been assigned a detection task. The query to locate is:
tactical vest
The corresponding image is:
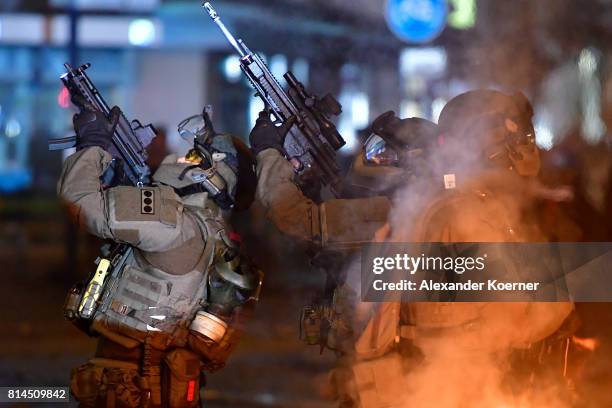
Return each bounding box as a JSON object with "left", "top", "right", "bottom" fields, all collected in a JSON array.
[{"left": 90, "top": 203, "right": 232, "bottom": 351}]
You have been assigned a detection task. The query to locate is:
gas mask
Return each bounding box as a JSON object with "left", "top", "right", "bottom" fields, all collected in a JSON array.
[
  {"left": 189, "top": 251, "right": 263, "bottom": 343},
  {"left": 504, "top": 119, "right": 540, "bottom": 177},
  {"left": 478, "top": 115, "right": 541, "bottom": 177}
]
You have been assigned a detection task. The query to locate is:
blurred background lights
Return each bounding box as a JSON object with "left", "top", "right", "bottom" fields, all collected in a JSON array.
[
  {"left": 350, "top": 92, "right": 370, "bottom": 129},
  {"left": 338, "top": 91, "right": 370, "bottom": 152},
  {"left": 337, "top": 119, "right": 356, "bottom": 152},
  {"left": 270, "top": 55, "right": 288, "bottom": 83},
  {"left": 248, "top": 98, "right": 265, "bottom": 131},
  {"left": 292, "top": 58, "right": 309, "bottom": 85},
  {"left": 534, "top": 112, "right": 555, "bottom": 150},
  {"left": 448, "top": 0, "right": 476, "bottom": 30},
  {"left": 400, "top": 47, "right": 447, "bottom": 77},
  {"left": 5, "top": 118, "right": 22, "bottom": 138},
  {"left": 386, "top": 0, "right": 448, "bottom": 43},
  {"left": 223, "top": 55, "right": 242, "bottom": 83},
  {"left": 577, "top": 47, "right": 606, "bottom": 144},
  {"left": 400, "top": 100, "right": 424, "bottom": 119},
  {"left": 431, "top": 97, "right": 446, "bottom": 121},
  {"left": 578, "top": 48, "right": 598, "bottom": 76},
  {"left": 128, "top": 18, "right": 156, "bottom": 46},
  {"left": 57, "top": 87, "right": 71, "bottom": 109}
]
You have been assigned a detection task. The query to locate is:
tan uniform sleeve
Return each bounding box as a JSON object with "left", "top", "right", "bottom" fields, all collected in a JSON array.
[
  {"left": 255, "top": 148, "right": 320, "bottom": 242},
  {"left": 58, "top": 147, "right": 200, "bottom": 252},
  {"left": 255, "top": 148, "right": 390, "bottom": 248}
]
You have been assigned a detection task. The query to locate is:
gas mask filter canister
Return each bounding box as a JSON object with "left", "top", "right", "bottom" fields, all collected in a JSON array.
[{"left": 189, "top": 310, "right": 228, "bottom": 343}]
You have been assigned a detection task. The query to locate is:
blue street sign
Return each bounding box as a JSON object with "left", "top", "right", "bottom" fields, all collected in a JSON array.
[{"left": 385, "top": 0, "right": 448, "bottom": 44}]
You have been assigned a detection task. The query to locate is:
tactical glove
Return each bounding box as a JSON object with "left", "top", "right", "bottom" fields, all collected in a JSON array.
[
  {"left": 73, "top": 105, "right": 121, "bottom": 151},
  {"left": 249, "top": 110, "right": 296, "bottom": 156}
]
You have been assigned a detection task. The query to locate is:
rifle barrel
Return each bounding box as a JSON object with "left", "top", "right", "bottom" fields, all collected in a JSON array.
[{"left": 203, "top": 2, "right": 246, "bottom": 58}]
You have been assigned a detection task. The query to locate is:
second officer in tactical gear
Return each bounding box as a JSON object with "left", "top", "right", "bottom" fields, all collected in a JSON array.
[
  {"left": 251, "top": 109, "right": 438, "bottom": 363},
  {"left": 348, "top": 90, "right": 575, "bottom": 407},
  {"left": 59, "top": 106, "right": 261, "bottom": 408}
]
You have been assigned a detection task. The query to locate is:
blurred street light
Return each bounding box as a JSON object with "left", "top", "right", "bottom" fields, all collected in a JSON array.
[
  {"left": 129, "top": 18, "right": 156, "bottom": 46},
  {"left": 223, "top": 55, "right": 242, "bottom": 83},
  {"left": 5, "top": 118, "right": 22, "bottom": 139},
  {"left": 270, "top": 55, "right": 288, "bottom": 84}
]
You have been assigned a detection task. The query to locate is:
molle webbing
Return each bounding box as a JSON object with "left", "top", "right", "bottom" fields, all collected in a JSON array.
[{"left": 94, "top": 205, "right": 231, "bottom": 346}]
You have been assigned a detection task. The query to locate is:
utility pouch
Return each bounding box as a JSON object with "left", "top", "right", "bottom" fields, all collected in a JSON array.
[
  {"left": 63, "top": 283, "right": 92, "bottom": 335},
  {"left": 70, "top": 362, "right": 104, "bottom": 407},
  {"left": 71, "top": 360, "right": 142, "bottom": 408},
  {"left": 162, "top": 349, "right": 202, "bottom": 408},
  {"left": 188, "top": 324, "right": 241, "bottom": 372}
]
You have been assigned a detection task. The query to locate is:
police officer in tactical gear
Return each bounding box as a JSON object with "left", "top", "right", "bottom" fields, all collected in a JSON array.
[
  {"left": 349, "top": 90, "right": 575, "bottom": 407},
  {"left": 59, "top": 106, "right": 261, "bottom": 408},
  {"left": 251, "top": 109, "right": 439, "bottom": 405}
]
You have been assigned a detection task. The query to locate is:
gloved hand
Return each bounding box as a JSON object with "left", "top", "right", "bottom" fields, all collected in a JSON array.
[
  {"left": 249, "top": 110, "right": 296, "bottom": 156},
  {"left": 73, "top": 106, "right": 121, "bottom": 151}
]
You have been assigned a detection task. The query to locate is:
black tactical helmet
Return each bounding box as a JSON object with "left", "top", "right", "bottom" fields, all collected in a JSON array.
[
  {"left": 347, "top": 111, "right": 439, "bottom": 195},
  {"left": 438, "top": 90, "right": 540, "bottom": 176}
]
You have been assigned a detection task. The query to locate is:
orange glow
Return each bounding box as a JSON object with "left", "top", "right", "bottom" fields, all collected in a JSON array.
[{"left": 572, "top": 336, "right": 599, "bottom": 351}]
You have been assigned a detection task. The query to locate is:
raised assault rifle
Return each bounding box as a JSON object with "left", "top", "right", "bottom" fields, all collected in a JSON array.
[
  {"left": 49, "top": 62, "right": 157, "bottom": 187},
  {"left": 203, "top": 2, "right": 346, "bottom": 197}
]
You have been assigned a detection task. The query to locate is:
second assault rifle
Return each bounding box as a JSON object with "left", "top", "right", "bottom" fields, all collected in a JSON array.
[
  {"left": 203, "top": 2, "right": 346, "bottom": 197},
  {"left": 49, "top": 63, "right": 157, "bottom": 187},
  {"left": 50, "top": 63, "right": 156, "bottom": 327}
]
